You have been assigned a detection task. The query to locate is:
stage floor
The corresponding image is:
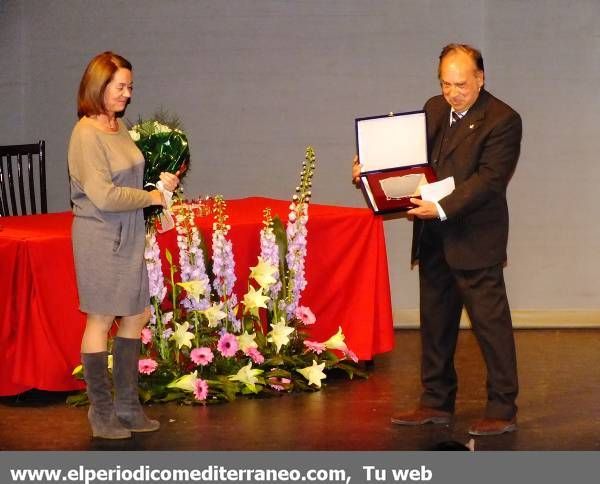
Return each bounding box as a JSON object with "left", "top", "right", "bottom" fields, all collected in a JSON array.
[{"left": 1, "top": 329, "right": 599, "bottom": 451}]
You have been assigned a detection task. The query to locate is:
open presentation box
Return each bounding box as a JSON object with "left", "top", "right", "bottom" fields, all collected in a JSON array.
[{"left": 356, "top": 110, "right": 436, "bottom": 214}]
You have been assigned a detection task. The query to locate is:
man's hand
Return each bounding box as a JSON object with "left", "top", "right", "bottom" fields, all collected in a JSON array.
[
  {"left": 352, "top": 155, "right": 362, "bottom": 185},
  {"left": 406, "top": 198, "right": 439, "bottom": 219}
]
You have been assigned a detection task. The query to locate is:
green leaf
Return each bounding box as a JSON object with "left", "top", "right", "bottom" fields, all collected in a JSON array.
[
  {"left": 66, "top": 392, "right": 88, "bottom": 407},
  {"left": 241, "top": 384, "right": 263, "bottom": 395},
  {"left": 336, "top": 362, "right": 370, "bottom": 379},
  {"left": 293, "top": 379, "right": 317, "bottom": 392},
  {"left": 157, "top": 391, "right": 187, "bottom": 403},
  {"left": 281, "top": 354, "right": 309, "bottom": 367},
  {"left": 139, "top": 388, "right": 154, "bottom": 403},
  {"left": 255, "top": 331, "right": 268, "bottom": 347},
  {"left": 209, "top": 379, "right": 240, "bottom": 402},
  {"left": 322, "top": 350, "right": 341, "bottom": 363},
  {"left": 265, "top": 368, "right": 292, "bottom": 379},
  {"left": 264, "top": 355, "right": 285, "bottom": 366},
  {"left": 272, "top": 216, "right": 288, "bottom": 298},
  {"left": 197, "top": 231, "right": 213, "bottom": 295}
]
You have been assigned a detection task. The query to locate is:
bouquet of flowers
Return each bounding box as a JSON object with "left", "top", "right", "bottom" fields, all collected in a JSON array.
[{"left": 128, "top": 110, "right": 190, "bottom": 219}]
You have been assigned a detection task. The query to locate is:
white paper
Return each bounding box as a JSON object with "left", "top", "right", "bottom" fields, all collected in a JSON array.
[
  {"left": 379, "top": 174, "right": 426, "bottom": 199},
  {"left": 419, "top": 176, "right": 455, "bottom": 202},
  {"left": 156, "top": 180, "right": 174, "bottom": 209},
  {"left": 360, "top": 176, "right": 379, "bottom": 211},
  {"left": 357, "top": 112, "right": 427, "bottom": 172},
  {"left": 157, "top": 210, "right": 175, "bottom": 233}
]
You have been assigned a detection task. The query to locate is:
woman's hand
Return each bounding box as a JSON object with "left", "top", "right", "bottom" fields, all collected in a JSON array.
[
  {"left": 149, "top": 189, "right": 166, "bottom": 207},
  {"left": 158, "top": 172, "right": 180, "bottom": 192}
]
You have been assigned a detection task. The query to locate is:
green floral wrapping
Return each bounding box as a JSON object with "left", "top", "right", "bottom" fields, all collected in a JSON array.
[
  {"left": 138, "top": 129, "right": 189, "bottom": 188},
  {"left": 128, "top": 118, "right": 190, "bottom": 220}
]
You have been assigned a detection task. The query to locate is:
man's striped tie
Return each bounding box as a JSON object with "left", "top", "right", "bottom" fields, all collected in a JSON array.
[{"left": 451, "top": 111, "right": 462, "bottom": 127}]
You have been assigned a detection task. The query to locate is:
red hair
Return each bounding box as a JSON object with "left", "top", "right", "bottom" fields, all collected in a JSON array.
[{"left": 77, "top": 51, "right": 132, "bottom": 118}]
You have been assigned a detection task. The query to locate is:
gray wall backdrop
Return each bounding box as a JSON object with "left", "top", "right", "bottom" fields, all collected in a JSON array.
[{"left": 2, "top": 0, "right": 599, "bottom": 323}]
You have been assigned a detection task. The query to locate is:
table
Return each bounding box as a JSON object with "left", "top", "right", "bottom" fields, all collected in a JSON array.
[
  {"left": 0, "top": 212, "right": 85, "bottom": 395},
  {"left": 0, "top": 197, "right": 394, "bottom": 396}
]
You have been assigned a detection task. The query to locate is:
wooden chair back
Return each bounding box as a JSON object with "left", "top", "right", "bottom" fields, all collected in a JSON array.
[{"left": 0, "top": 141, "right": 47, "bottom": 216}]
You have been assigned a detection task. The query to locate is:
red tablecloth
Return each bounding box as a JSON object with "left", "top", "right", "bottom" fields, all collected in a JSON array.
[
  {"left": 0, "top": 197, "right": 393, "bottom": 395},
  {"left": 0, "top": 212, "right": 86, "bottom": 395}
]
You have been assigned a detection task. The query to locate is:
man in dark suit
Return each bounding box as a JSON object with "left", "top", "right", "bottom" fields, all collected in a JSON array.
[{"left": 354, "top": 43, "right": 522, "bottom": 435}]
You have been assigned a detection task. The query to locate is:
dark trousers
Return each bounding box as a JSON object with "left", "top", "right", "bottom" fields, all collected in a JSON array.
[{"left": 417, "top": 226, "right": 518, "bottom": 420}]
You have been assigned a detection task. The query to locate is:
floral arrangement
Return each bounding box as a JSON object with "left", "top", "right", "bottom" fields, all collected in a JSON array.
[{"left": 70, "top": 147, "right": 365, "bottom": 406}]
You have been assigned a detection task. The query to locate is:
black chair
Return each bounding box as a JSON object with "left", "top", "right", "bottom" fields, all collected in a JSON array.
[{"left": 0, "top": 140, "right": 47, "bottom": 216}]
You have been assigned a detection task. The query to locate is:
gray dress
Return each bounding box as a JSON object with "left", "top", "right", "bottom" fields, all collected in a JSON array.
[{"left": 68, "top": 117, "right": 153, "bottom": 316}]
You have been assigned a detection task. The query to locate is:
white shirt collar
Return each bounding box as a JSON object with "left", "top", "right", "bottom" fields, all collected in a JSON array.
[{"left": 449, "top": 108, "right": 468, "bottom": 125}]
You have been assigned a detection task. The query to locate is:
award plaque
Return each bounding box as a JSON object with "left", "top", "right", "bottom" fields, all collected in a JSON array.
[{"left": 356, "top": 110, "right": 436, "bottom": 214}]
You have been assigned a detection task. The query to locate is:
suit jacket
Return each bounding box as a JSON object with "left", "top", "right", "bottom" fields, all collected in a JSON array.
[{"left": 411, "top": 89, "right": 522, "bottom": 270}]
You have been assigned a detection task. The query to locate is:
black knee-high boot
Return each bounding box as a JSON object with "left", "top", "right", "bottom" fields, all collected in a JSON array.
[
  {"left": 113, "top": 336, "right": 160, "bottom": 432},
  {"left": 82, "top": 352, "right": 131, "bottom": 439}
]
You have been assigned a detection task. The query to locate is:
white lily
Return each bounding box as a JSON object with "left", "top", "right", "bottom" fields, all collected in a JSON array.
[
  {"left": 177, "top": 280, "right": 207, "bottom": 303},
  {"left": 267, "top": 317, "right": 295, "bottom": 353},
  {"left": 242, "top": 285, "right": 269, "bottom": 313},
  {"left": 202, "top": 303, "right": 227, "bottom": 328},
  {"left": 237, "top": 331, "right": 258, "bottom": 353},
  {"left": 170, "top": 321, "right": 195, "bottom": 349},
  {"left": 228, "top": 363, "right": 263, "bottom": 393},
  {"left": 167, "top": 370, "right": 198, "bottom": 392},
  {"left": 249, "top": 257, "right": 278, "bottom": 289},
  {"left": 297, "top": 360, "right": 327, "bottom": 388},
  {"left": 323, "top": 326, "right": 348, "bottom": 351}
]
